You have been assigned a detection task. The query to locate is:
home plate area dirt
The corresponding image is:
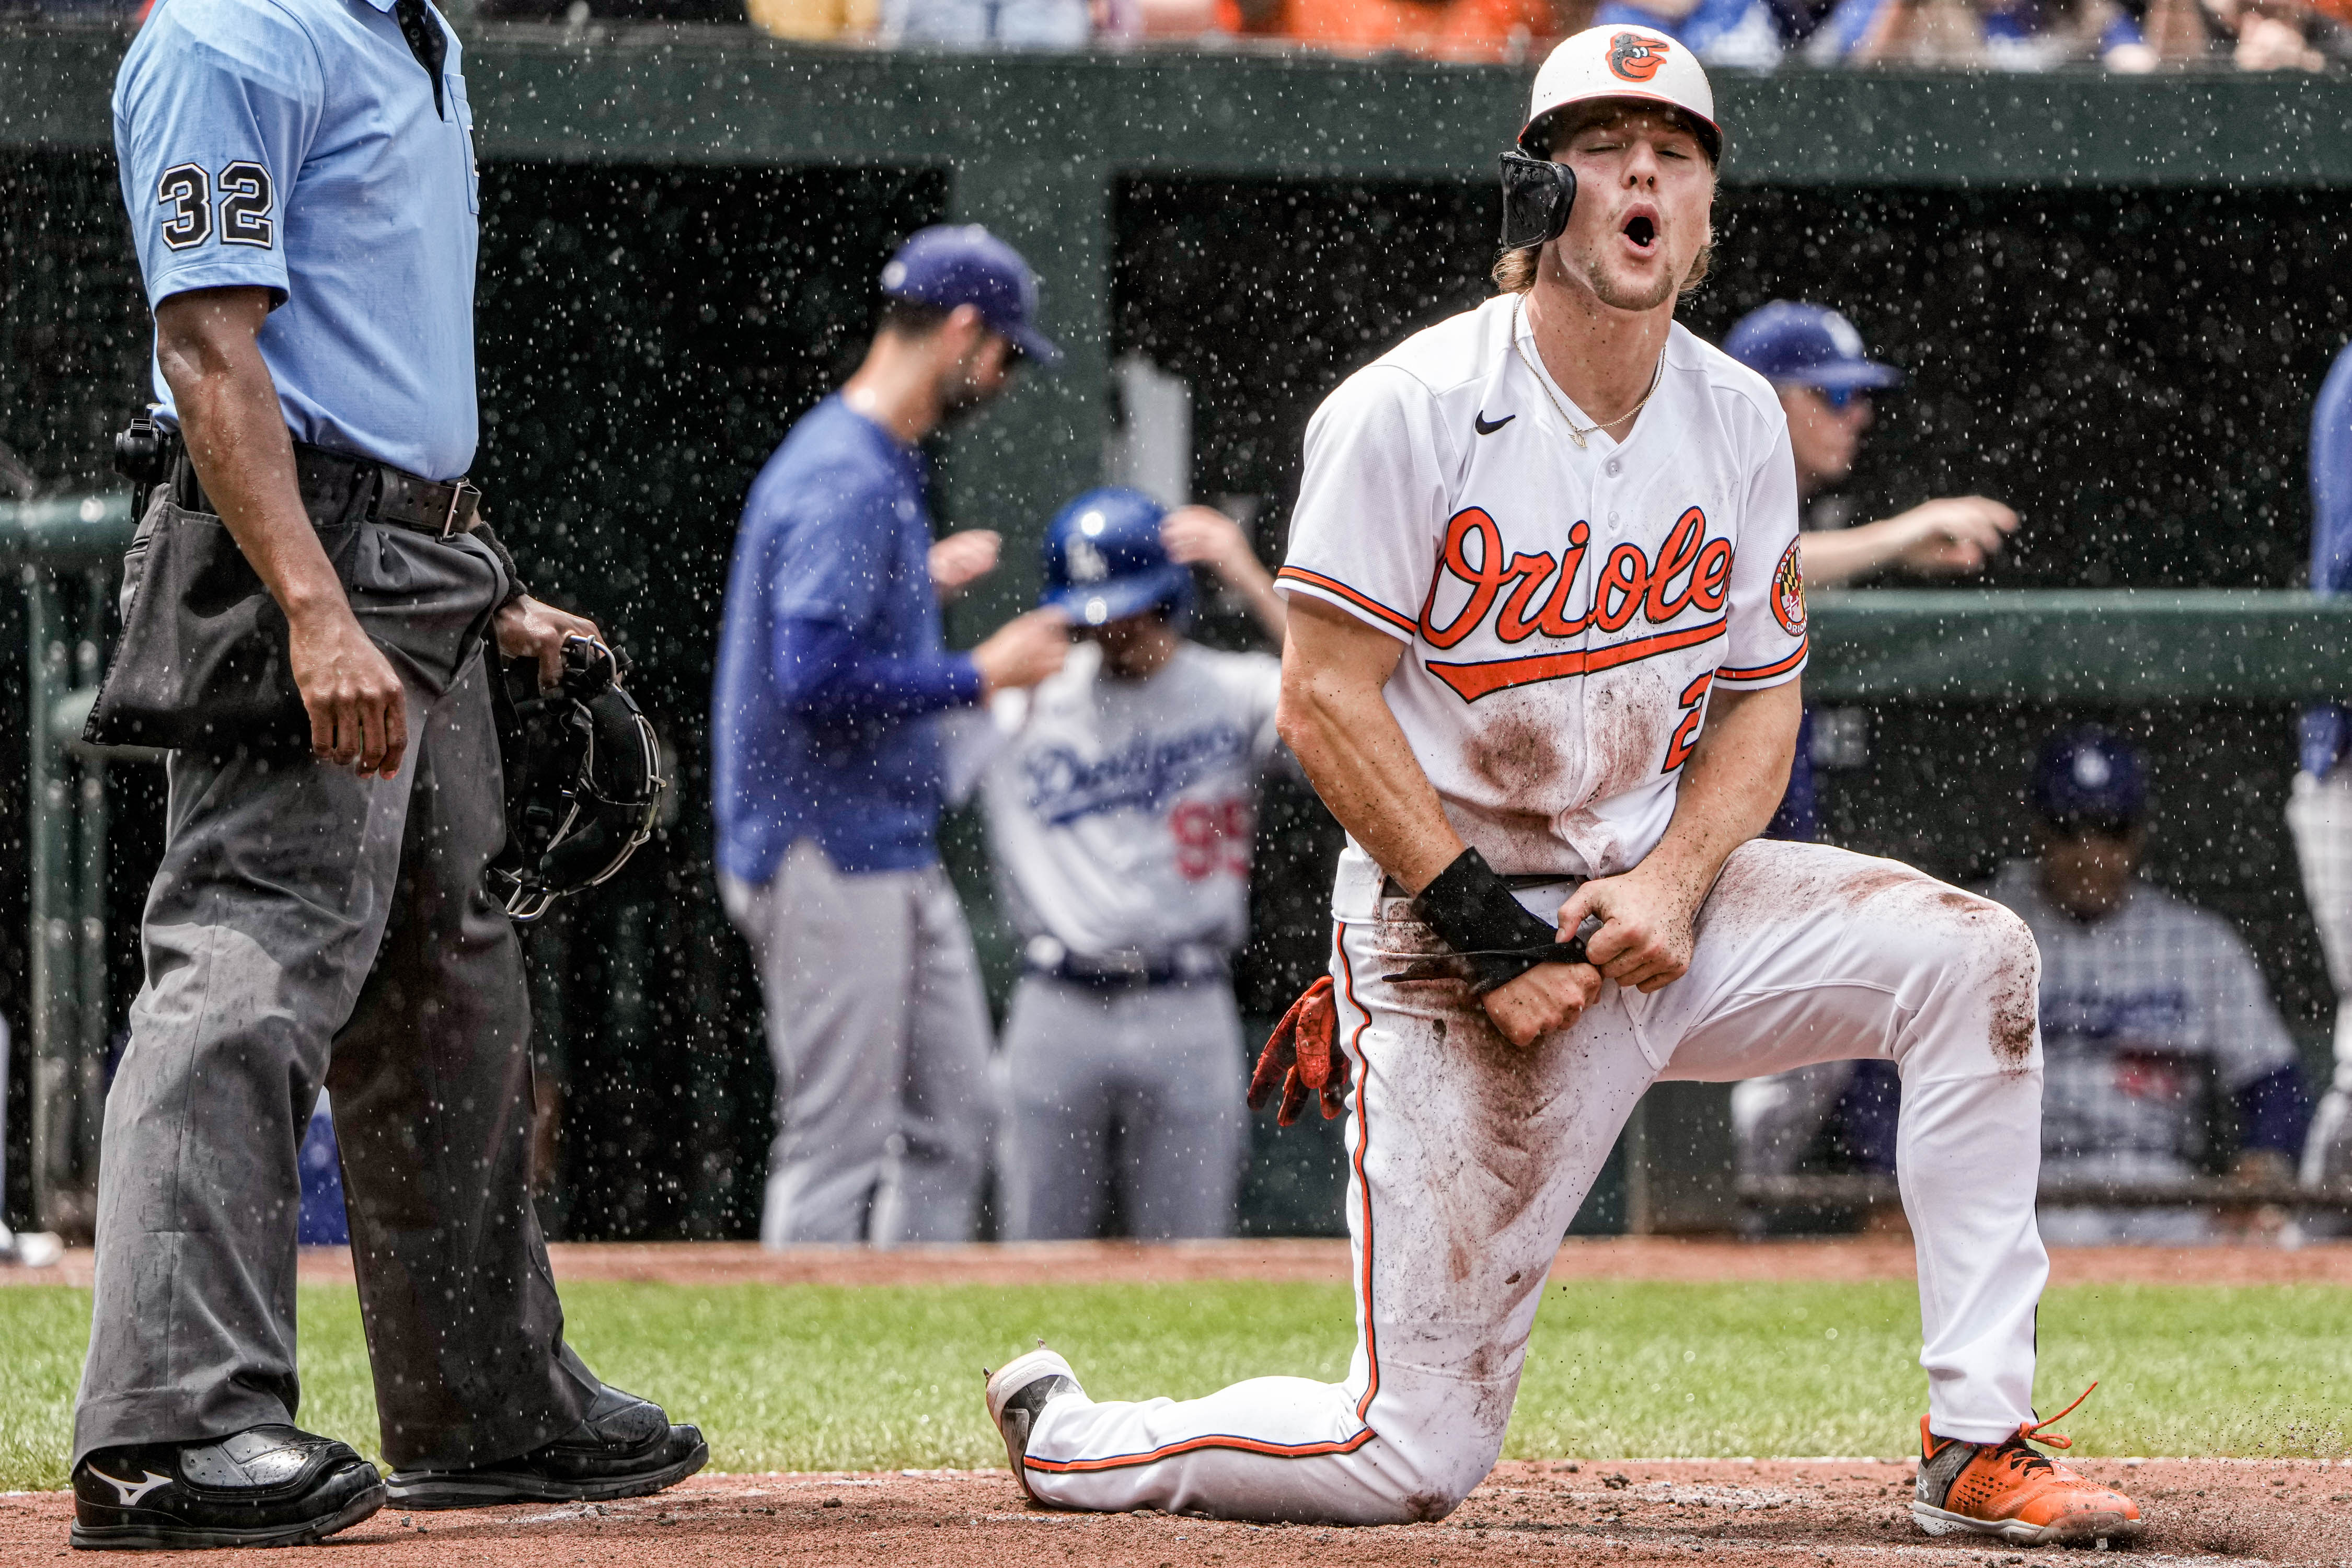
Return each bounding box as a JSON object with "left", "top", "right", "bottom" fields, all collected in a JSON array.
[{"left": 2, "top": 1458, "right": 2344, "bottom": 1565}]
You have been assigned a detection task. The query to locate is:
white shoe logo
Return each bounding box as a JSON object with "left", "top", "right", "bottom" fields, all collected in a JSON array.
[{"left": 89, "top": 1467, "right": 172, "bottom": 1506}]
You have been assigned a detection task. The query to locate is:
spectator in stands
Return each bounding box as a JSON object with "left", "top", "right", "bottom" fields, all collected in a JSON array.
[
  {"left": 1993, "top": 728, "right": 2308, "bottom": 1244},
  {"left": 746, "top": 0, "right": 883, "bottom": 38},
  {"left": 1208, "top": 0, "right": 1578, "bottom": 63},
  {"left": 880, "top": 0, "right": 1100, "bottom": 47},
  {"left": 2201, "top": 0, "right": 2332, "bottom": 65},
  {"left": 2289, "top": 337, "right": 2352, "bottom": 1209},
  {"left": 1594, "top": 0, "right": 1784, "bottom": 66},
  {"left": 1807, "top": 0, "right": 2158, "bottom": 66}
]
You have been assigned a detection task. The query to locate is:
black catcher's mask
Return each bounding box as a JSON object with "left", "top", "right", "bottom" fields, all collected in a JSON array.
[{"left": 487, "top": 635, "right": 665, "bottom": 921}]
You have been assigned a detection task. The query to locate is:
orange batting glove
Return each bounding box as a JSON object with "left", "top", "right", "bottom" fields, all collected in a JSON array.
[{"left": 1248, "top": 976, "right": 1350, "bottom": 1127}]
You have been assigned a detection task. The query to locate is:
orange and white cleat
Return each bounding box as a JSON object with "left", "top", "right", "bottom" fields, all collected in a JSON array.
[{"left": 1912, "top": 1385, "right": 2144, "bottom": 1548}]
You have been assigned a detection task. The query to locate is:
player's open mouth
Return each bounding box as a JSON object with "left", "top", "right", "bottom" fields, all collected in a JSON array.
[{"left": 1623, "top": 215, "right": 1657, "bottom": 250}]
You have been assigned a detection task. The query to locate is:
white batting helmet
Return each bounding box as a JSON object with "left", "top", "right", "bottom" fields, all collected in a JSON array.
[{"left": 1518, "top": 25, "right": 1723, "bottom": 165}]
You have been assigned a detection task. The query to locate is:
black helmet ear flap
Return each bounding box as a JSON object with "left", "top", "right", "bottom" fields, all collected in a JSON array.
[{"left": 1500, "top": 151, "right": 1576, "bottom": 255}]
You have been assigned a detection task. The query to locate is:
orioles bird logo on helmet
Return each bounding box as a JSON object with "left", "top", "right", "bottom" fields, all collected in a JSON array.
[{"left": 1607, "top": 31, "right": 1670, "bottom": 82}]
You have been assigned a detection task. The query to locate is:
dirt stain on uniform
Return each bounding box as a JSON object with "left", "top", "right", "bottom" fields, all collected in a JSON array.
[
  {"left": 1988, "top": 972, "right": 2036, "bottom": 1069},
  {"left": 1467, "top": 713, "right": 1560, "bottom": 798},
  {"left": 1579, "top": 671, "right": 1672, "bottom": 806}
]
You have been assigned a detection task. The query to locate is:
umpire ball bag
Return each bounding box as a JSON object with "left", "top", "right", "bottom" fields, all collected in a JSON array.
[{"left": 487, "top": 636, "right": 665, "bottom": 921}]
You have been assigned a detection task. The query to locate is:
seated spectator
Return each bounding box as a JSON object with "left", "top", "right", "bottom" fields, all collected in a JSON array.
[
  {"left": 1212, "top": 0, "right": 1580, "bottom": 63},
  {"left": 747, "top": 0, "right": 883, "bottom": 39},
  {"left": 878, "top": 0, "right": 1108, "bottom": 47},
  {"left": 1594, "top": 0, "right": 1785, "bottom": 66},
  {"left": 1991, "top": 728, "right": 2309, "bottom": 1245},
  {"left": 2202, "top": 0, "right": 2331, "bottom": 66},
  {"left": 1809, "top": 0, "right": 2157, "bottom": 66}
]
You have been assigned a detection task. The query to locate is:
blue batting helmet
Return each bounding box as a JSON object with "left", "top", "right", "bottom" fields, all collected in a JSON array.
[
  {"left": 2031, "top": 727, "right": 2147, "bottom": 833},
  {"left": 1724, "top": 302, "right": 1904, "bottom": 395},
  {"left": 1040, "top": 488, "right": 1193, "bottom": 628}
]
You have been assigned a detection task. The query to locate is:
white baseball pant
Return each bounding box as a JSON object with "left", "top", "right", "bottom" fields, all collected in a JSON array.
[
  {"left": 1022, "top": 839, "right": 2049, "bottom": 1524},
  {"left": 2285, "top": 770, "right": 2352, "bottom": 1190},
  {"left": 721, "top": 840, "right": 995, "bottom": 1246}
]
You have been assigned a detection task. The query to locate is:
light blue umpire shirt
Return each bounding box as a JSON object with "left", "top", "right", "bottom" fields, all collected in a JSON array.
[{"left": 113, "top": 0, "right": 482, "bottom": 483}]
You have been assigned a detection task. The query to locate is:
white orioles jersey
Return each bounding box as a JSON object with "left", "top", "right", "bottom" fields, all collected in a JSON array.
[{"left": 1274, "top": 295, "right": 1807, "bottom": 883}]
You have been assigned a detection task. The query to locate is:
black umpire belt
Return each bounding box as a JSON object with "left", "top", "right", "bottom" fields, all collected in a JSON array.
[
  {"left": 174, "top": 441, "right": 482, "bottom": 539},
  {"left": 1022, "top": 936, "right": 1229, "bottom": 990}
]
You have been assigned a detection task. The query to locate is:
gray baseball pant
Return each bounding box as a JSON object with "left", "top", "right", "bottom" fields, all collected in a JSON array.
[
  {"left": 721, "top": 841, "right": 994, "bottom": 1247},
  {"left": 73, "top": 649, "right": 597, "bottom": 1470},
  {"left": 996, "top": 975, "right": 1248, "bottom": 1241}
]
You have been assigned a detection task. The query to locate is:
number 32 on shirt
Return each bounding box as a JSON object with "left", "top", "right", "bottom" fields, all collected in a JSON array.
[{"left": 156, "top": 160, "right": 276, "bottom": 251}]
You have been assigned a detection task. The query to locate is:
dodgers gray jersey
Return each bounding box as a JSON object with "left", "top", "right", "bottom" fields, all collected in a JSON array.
[
  {"left": 976, "top": 641, "right": 1282, "bottom": 959},
  {"left": 1985, "top": 861, "right": 2297, "bottom": 1175}
]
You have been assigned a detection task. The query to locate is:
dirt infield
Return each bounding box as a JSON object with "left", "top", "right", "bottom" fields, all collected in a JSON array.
[
  {"left": 10, "top": 1236, "right": 2352, "bottom": 1290},
  {"left": 4, "top": 1459, "right": 2345, "bottom": 1565}
]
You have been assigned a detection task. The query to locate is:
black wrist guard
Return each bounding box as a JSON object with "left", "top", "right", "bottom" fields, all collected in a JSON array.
[
  {"left": 1412, "top": 847, "right": 1588, "bottom": 995},
  {"left": 471, "top": 522, "right": 531, "bottom": 608}
]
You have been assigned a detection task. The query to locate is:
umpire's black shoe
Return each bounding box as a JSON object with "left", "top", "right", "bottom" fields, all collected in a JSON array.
[
  {"left": 70, "top": 1425, "right": 386, "bottom": 1550},
  {"left": 383, "top": 1384, "right": 707, "bottom": 1509}
]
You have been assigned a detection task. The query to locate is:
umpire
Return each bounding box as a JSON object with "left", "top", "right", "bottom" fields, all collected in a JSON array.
[{"left": 79, "top": 0, "right": 701, "bottom": 1549}]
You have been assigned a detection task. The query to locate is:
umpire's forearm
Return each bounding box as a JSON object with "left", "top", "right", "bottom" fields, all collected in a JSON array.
[{"left": 156, "top": 287, "right": 345, "bottom": 629}]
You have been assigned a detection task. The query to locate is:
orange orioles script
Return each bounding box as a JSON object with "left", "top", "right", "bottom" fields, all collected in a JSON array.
[{"left": 1417, "top": 504, "right": 1731, "bottom": 704}]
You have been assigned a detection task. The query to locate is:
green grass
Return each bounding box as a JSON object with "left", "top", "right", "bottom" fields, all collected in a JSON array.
[{"left": 3, "top": 1279, "right": 2344, "bottom": 1490}]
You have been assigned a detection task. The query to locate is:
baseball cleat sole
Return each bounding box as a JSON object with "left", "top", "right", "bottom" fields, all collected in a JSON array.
[
  {"left": 68, "top": 1480, "right": 387, "bottom": 1551},
  {"left": 1913, "top": 1500, "right": 2146, "bottom": 1548},
  {"left": 984, "top": 1347, "right": 1083, "bottom": 1503},
  {"left": 382, "top": 1436, "right": 707, "bottom": 1511}
]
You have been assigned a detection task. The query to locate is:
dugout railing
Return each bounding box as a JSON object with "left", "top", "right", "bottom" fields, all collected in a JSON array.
[{"left": 6, "top": 27, "right": 2352, "bottom": 1238}]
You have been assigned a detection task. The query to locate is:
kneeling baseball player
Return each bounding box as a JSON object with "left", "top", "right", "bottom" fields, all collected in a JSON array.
[{"left": 986, "top": 25, "right": 2140, "bottom": 1548}]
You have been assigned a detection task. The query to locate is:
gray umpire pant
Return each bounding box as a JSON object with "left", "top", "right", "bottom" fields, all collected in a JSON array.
[
  {"left": 997, "top": 974, "right": 1248, "bottom": 1241},
  {"left": 72, "top": 648, "right": 597, "bottom": 1470},
  {"left": 721, "top": 841, "right": 994, "bottom": 1246}
]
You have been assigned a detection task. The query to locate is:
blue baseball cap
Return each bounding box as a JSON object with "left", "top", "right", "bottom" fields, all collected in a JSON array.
[
  {"left": 880, "top": 224, "right": 1060, "bottom": 366},
  {"left": 2031, "top": 727, "right": 2147, "bottom": 832},
  {"left": 1723, "top": 302, "right": 1904, "bottom": 395},
  {"left": 1041, "top": 487, "right": 1193, "bottom": 628}
]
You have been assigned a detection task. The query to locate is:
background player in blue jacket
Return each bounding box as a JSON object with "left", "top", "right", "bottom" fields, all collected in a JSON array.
[{"left": 712, "top": 225, "right": 1070, "bottom": 1247}]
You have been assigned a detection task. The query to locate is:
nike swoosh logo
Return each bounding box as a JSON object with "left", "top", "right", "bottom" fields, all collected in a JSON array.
[
  {"left": 89, "top": 1467, "right": 173, "bottom": 1507},
  {"left": 1474, "top": 412, "right": 1515, "bottom": 435}
]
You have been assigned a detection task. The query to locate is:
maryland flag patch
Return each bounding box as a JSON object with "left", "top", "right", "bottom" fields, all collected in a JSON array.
[{"left": 1771, "top": 537, "right": 1807, "bottom": 636}]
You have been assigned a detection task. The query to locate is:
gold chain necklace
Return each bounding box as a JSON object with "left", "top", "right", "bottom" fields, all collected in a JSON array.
[{"left": 1511, "top": 297, "right": 1664, "bottom": 449}]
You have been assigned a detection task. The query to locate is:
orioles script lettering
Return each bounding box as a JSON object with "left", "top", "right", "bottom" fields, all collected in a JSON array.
[{"left": 1417, "top": 506, "right": 1733, "bottom": 703}]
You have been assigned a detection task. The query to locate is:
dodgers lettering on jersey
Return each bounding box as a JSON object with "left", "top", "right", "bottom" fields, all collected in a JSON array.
[
  {"left": 1275, "top": 297, "right": 1804, "bottom": 886},
  {"left": 973, "top": 642, "right": 1282, "bottom": 959}
]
